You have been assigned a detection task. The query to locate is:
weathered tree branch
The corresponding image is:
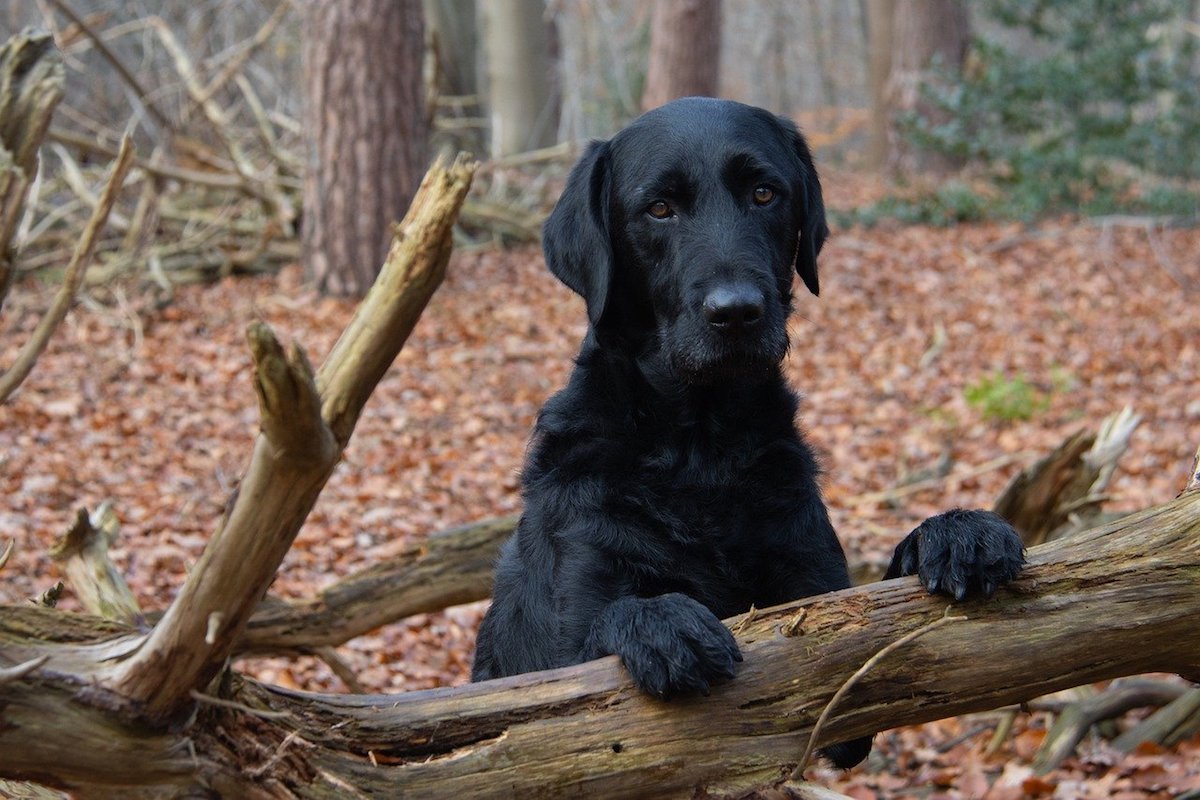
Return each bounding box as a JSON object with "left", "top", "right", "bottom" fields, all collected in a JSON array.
[
  {"left": 1112, "top": 686, "right": 1200, "bottom": 753},
  {"left": 994, "top": 407, "right": 1140, "bottom": 545},
  {"left": 239, "top": 515, "right": 515, "bottom": 654},
  {"left": 314, "top": 157, "right": 474, "bottom": 446},
  {"left": 1031, "top": 679, "right": 1188, "bottom": 773},
  {"left": 104, "top": 153, "right": 476, "bottom": 723},
  {"left": 44, "top": 0, "right": 175, "bottom": 136},
  {"left": 1, "top": 491, "right": 1197, "bottom": 797},
  {"left": 107, "top": 322, "right": 339, "bottom": 720},
  {"left": 48, "top": 503, "right": 142, "bottom": 625},
  {"left": 234, "top": 410, "right": 1135, "bottom": 657}
]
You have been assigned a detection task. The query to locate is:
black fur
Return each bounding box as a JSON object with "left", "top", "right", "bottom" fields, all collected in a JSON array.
[{"left": 471, "top": 98, "right": 1025, "bottom": 769}]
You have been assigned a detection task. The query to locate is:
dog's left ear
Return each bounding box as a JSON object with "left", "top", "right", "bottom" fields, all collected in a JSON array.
[
  {"left": 782, "top": 120, "right": 828, "bottom": 297},
  {"left": 542, "top": 140, "right": 614, "bottom": 326}
]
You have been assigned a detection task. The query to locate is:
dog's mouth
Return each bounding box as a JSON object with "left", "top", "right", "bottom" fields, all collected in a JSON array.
[
  {"left": 667, "top": 330, "right": 788, "bottom": 386},
  {"left": 672, "top": 356, "right": 778, "bottom": 386}
]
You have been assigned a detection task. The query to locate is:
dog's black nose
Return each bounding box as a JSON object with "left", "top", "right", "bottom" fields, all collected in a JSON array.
[{"left": 703, "top": 284, "right": 765, "bottom": 329}]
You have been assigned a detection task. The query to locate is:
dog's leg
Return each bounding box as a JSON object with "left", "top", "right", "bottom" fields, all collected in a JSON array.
[
  {"left": 820, "top": 737, "right": 874, "bottom": 770},
  {"left": 580, "top": 592, "right": 743, "bottom": 699},
  {"left": 886, "top": 509, "right": 1025, "bottom": 599}
]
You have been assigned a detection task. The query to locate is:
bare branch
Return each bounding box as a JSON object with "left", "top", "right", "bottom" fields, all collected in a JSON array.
[
  {"left": 1113, "top": 687, "right": 1200, "bottom": 752},
  {"left": 44, "top": 0, "right": 175, "bottom": 136},
  {"left": 1032, "top": 680, "right": 1189, "bottom": 773},
  {"left": 108, "top": 321, "right": 339, "bottom": 721},
  {"left": 145, "top": 16, "right": 293, "bottom": 228},
  {"left": 0, "top": 135, "right": 134, "bottom": 402},
  {"left": 106, "top": 154, "right": 476, "bottom": 723},
  {"left": 316, "top": 153, "right": 479, "bottom": 445},
  {"left": 48, "top": 126, "right": 246, "bottom": 191},
  {"left": 793, "top": 608, "right": 966, "bottom": 776},
  {"left": 1, "top": 29, "right": 64, "bottom": 313},
  {"left": 195, "top": 0, "right": 292, "bottom": 108},
  {"left": 239, "top": 515, "right": 514, "bottom": 654}
]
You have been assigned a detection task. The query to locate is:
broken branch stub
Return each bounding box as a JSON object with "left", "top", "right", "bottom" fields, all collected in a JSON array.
[
  {"left": 0, "top": 29, "right": 64, "bottom": 312},
  {"left": 107, "top": 154, "right": 477, "bottom": 723}
]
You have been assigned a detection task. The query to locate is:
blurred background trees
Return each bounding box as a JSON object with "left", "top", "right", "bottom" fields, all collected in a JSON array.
[
  {"left": 301, "top": 0, "right": 426, "bottom": 296},
  {"left": 880, "top": 0, "right": 971, "bottom": 174},
  {"left": 0, "top": 0, "right": 1196, "bottom": 297},
  {"left": 640, "top": 0, "right": 721, "bottom": 111},
  {"left": 480, "top": 0, "right": 557, "bottom": 157}
]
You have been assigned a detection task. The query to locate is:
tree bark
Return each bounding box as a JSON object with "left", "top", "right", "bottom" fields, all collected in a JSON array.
[
  {"left": 301, "top": 0, "right": 429, "bottom": 296},
  {"left": 0, "top": 136, "right": 134, "bottom": 404},
  {"left": 640, "top": 0, "right": 722, "bottom": 111},
  {"left": 866, "top": 0, "right": 895, "bottom": 169},
  {"left": 884, "top": 0, "right": 970, "bottom": 173},
  {"left": 481, "top": 0, "right": 558, "bottom": 157},
  {"left": 2, "top": 490, "right": 1198, "bottom": 797}
]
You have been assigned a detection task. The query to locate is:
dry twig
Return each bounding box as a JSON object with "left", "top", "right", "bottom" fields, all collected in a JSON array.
[
  {"left": 0, "top": 135, "right": 134, "bottom": 402},
  {"left": 45, "top": 0, "right": 175, "bottom": 136},
  {"left": 792, "top": 607, "right": 967, "bottom": 777}
]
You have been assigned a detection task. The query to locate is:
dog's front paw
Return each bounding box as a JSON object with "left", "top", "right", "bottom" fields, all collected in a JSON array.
[
  {"left": 886, "top": 509, "right": 1025, "bottom": 599},
  {"left": 591, "top": 593, "right": 742, "bottom": 699}
]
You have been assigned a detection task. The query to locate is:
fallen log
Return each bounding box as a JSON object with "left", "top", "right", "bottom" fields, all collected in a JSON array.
[
  {"left": 233, "top": 407, "right": 1134, "bottom": 657},
  {"left": 238, "top": 515, "right": 516, "bottom": 654},
  {"left": 1, "top": 489, "right": 1197, "bottom": 797}
]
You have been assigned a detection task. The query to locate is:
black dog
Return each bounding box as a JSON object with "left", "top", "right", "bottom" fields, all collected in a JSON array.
[{"left": 471, "top": 98, "right": 1024, "bottom": 768}]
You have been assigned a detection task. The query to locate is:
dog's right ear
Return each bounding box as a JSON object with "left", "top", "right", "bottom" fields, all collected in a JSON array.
[{"left": 543, "top": 140, "right": 613, "bottom": 326}]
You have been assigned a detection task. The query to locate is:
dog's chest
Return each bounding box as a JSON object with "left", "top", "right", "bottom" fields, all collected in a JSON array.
[{"left": 627, "top": 433, "right": 792, "bottom": 558}]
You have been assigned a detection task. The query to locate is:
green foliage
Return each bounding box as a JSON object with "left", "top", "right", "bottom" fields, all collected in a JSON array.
[
  {"left": 964, "top": 371, "right": 1048, "bottom": 421},
  {"left": 837, "top": 181, "right": 990, "bottom": 227},
  {"left": 905, "top": 0, "right": 1200, "bottom": 219}
]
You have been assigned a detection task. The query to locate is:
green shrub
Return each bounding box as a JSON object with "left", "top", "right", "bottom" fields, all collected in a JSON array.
[
  {"left": 837, "top": 180, "right": 991, "bottom": 227},
  {"left": 965, "top": 372, "right": 1048, "bottom": 421},
  {"left": 905, "top": 0, "right": 1200, "bottom": 219}
]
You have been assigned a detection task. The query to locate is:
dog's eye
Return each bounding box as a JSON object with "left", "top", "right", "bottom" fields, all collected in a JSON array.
[
  {"left": 647, "top": 200, "right": 674, "bottom": 220},
  {"left": 752, "top": 186, "right": 776, "bottom": 206}
]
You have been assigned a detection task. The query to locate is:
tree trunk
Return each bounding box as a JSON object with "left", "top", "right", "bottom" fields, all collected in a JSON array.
[
  {"left": 866, "top": 0, "right": 894, "bottom": 169},
  {"left": 885, "top": 0, "right": 969, "bottom": 173},
  {"left": 301, "top": 0, "right": 429, "bottom": 297},
  {"left": 425, "top": 0, "right": 479, "bottom": 98},
  {"left": 482, "top": 0, "right": 557, "bottom": 157},
  {"left": 640, "top": 0, "right": 722, "bottom": 111},
  {"left": 2, "top": 491, "right": 1198, "bottom": 797}
]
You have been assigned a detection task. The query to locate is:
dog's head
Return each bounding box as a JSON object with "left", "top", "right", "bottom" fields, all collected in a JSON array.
[{"left": 543, "top": 97, "right": 827, "bottom": 385}]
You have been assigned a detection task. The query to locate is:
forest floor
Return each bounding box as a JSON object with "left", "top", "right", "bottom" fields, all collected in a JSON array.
[{"left": 2, "top": 171, "right": 1199, "bottom": 798}]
